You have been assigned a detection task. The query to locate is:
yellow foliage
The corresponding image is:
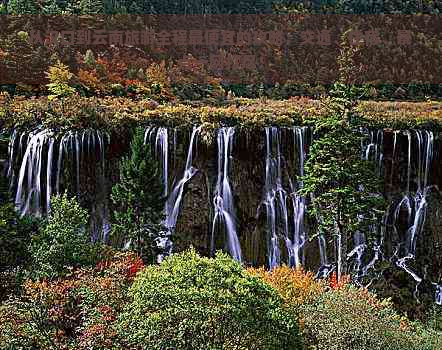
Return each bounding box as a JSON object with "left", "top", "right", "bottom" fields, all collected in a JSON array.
[
  {"left": 45, "top": 60, "right": 76, "bottom": 98},
  {"left": 46, "top": 60, "right": 73, "bottom": 85},
  {"left": 248, "top": 266, "right": 325, "bottom": 309},
  {"left": 146, "top": 61, "right": 169, "bottom": 86}
]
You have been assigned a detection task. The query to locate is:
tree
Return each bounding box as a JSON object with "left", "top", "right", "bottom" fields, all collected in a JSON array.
[
  {"left": 110, "top": 127, "right": 166, "bottom": 262},
  {"left": 7, "top": 0, "right": 37, "bottom": 14},
  {"left": 117, "top": 249, "right": 302, "bottom": 349},
  {"left": 79, "top": 0, "right": 105, "bottom": 14},
  {"left": 300, "top": 83, "right": 386, "bottom": 280},
  {"left": 42, "top": 0, "right": 61, "bottom": 14},
  {"left": 29, "top": 193, "right": 99, "bottom": 280},
  {"left": 45, "top": 60, "right": 76, "bottom": 100}
]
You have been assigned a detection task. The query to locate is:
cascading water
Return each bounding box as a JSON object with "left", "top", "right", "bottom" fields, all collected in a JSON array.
[
  {"left": 435, "top": 284, "right": 442, "bottom": 305},
  {"left": 144, "top": 126, "right": 172, "bottom": 262},
  {"left": 290, "top": 127, "right": 308, "bottom": 268},
  {"left": 145, "top": 126, "right": 202, "bottom": 261},
  {"left": 260, "top": 126, "right": 308, "bottom": 269},
  {"left": 347, "top": 128, "right": 385, "bottom": 281},
  {"left": 144, "top": 126, "right": 169, "bottom": 197},
  {"left": 14, "top": 129, "right": 54, "bottom": 216},
  {"left": 262, "top": 127, "right": 284, "bottom": 268},
  {"left": 211, "top": 127, "right": 242, "bottom": 262},
  {"left": 392, "top": 130, "right": 434, "bottom": 291},
  {"left": 5, "top": 125, "right": 441, "bottom": 303},
  {"left": 165, "top": 126, "right": 201, "bottom": 231},
  {"left": 356, "top": 129, "right": 439, "bottom": 301},
  {"left": 8, "top": 128, "right": 110, "bottom": 240}
]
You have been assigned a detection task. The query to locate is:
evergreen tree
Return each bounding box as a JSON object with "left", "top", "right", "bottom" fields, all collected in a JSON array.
[
  {"left": 42, "top": 0, "right": 61, "bottom": 14},
  {"left": 7, "top": 0, "right": 37, "bottom": 14},
  {"left": 299, "top": 27, "right": 386, "bottom": 280},
  {"left": 79, "top": 0, "right": 104, "bottom": 14},
  {"left": 128, "top": 0, "right": 141, "bottom": 13},
  {"left": 111, "top": 128, "right": 166, "bottom": 262},
  {"left": 300, "top": 85, "right": 386, "bottom": 280}
]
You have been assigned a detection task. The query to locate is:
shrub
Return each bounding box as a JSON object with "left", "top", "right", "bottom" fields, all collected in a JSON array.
[
  {"left": 0, "top": 251, "right": 134, "bottom": 349},
  {"left": 29, "top": 193, "right": 99, "bottom": 280},
  {"left": 427, "top": 304, "right": 442, "bottom": 331},
  {"left": 117, "top": 249, "right": 302, "bottom": 350},
  {"left": 0, "top": 203, "right": 32, "bottom": 271},
  {"left": 247, "top": 266, "right": 325, "bottom": 311},
  {"left": 250, "top": 266, "right": 441, "bottom": 350},
  {"left": 300, "top": 285, "right": 429, "bottom": 350},
  {"left": 0, "top": 194, "right": 38, "bottom": 300}
]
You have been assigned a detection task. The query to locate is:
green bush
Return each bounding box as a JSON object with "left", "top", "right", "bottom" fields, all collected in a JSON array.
[
  {"left": 0, "top": 200, "right": 38, "bottom": 300},
  {"left": 0, "top": 203, "right": 31, "bottom": 271},
  {"left": 300, "top": 285, "right": 437, "bottom": 350},
  {"left": 427, "top": 304, "right": 442, "bottom": 331},
  {"left": 117, "top": 249, "right": 302, "bottom": 350},
  {"left": 29, "top": 193, "right": 99, "bottom": 280}
]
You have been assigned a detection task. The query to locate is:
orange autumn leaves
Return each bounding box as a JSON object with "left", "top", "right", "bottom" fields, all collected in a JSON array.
[
  {"left": 248, "top": 266, "right": 325, "bottom": 308},
  {"left": 248, "top": 266, "right": 352, "bottom": 308}
]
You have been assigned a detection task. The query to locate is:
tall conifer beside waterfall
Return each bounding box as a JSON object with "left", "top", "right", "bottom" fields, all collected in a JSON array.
[
  {"left": 300, "top": 84, "right": 386, "bottom": 280},
  {"left": 111, "top": 128, "right": 166, "bottom": 263},
  {"left": 300, "top": 29, "right": 386, "bottom": 280}
]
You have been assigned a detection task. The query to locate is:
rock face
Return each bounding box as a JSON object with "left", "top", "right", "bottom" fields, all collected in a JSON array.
[{"left": 2, "top": 126, "right": 442, "bottom": 303}]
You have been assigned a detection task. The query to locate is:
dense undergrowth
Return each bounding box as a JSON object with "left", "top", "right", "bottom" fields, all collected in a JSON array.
[{"left": 1, "top": 246, "right": 441, "bottom": 349}]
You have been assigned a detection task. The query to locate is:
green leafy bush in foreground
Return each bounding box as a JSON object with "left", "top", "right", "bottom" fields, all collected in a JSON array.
[
  {"left": 117, "top": 249, "right": 302, "bottom": 350},
  {"left": 29, "top": 193, "right": 100, "bottom": 280},
  {"left": 300, "top": 285, "right": 442, "bottom": 350}
]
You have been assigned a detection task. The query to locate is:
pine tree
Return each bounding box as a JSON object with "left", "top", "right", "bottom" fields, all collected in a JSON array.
[
  {"left": 84, "top": 49, "right": 96, "bottom": 67},
  {"left": 42, "top": 0, "right": 61, "bottom": 14},
  {"left": 7, "top": 0, "right": 38, "bottom": 14},
  {"left": 79, "top": 0, "right": 105, "bottom": 14},
  {"left": 111, "top": 128, "right": 166, "bottom": 262},
  {"left": 300, "top": 86, "right": 386, "bottom": 279},
  {"left": 128, "top": 1, "right": 141, "bottom": 13}
]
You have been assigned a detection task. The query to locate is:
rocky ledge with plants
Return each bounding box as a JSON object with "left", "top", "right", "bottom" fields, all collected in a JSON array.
[{"left": 1, "top": 93, "right": 441, "bottom": 133}]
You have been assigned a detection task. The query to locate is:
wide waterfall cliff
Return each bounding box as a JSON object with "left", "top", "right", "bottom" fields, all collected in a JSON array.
[{"left": 2, "top": 126, "right": 442, "bottom": 304}]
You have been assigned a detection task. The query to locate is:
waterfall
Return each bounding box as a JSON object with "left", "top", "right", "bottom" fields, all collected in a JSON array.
[
  {"left": 14, "top": 129, "right": 54, "bottom": 217},
  {"left": 9, "top": 128, "right": 110, "bottom": 240},
  {"left": 358, "top": 129, "right": 438, "bottom": 301},
  {"left": 94, "top": 129, "right": 110, "bottom": 242},
  {"left": 46, "top": 138, "right": 54, "bottom": 214},
  {"left": 144, "top": 126, "right": 169, "bottom": 197},
  {"left": 144, "top": 126, "right": 173, "bottom": 262},
  {"left": 6, "top": 129, "right": 18, "bottom": 188},
  {"left": 346, "top": 128, "right": 385, "bottom": 280},
  {"left": 290, "top": 127, "right": 308, "bottom": 268},
  {"left": 263, "top": 127, "right": 283, "bottom": 268},
  {"left": 434, "top": 284, "right": 442, "bottom": 305},
  {"left": 156, "top": 128, "right": 169, "bottom": 197},
  {"left": 393, "top": 130, "right": 433, "bottom": 288},
  {"left": 211, "top": 127, "right": 242, "bottom": 262},
  {"left": 392, "top": 130, "right": 434, "bottom": 274},
  {"left": 261, "top": 127, "right": 307, "bottom": 269},
  {"left": 5, "top": 125, "right": 441, "bottom": 304},
  {"left": 165, "top": 126, "right": 201, "bottom": 231}
]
